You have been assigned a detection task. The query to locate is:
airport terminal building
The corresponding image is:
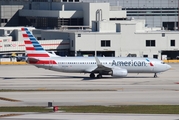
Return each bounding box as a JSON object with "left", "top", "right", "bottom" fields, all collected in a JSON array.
[
  {"left": 84, "top": 0, "right": 179, "bottom": 30},
  {"left": 0, "top": 2, "right": 179, "bottom": 60},
  {"left": 0, "top": 0, "right": 178, "bottom": 29}
]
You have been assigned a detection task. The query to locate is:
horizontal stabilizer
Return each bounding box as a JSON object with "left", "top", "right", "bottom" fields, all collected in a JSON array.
[{"left": 27, "top": 57, "right": 39, "bottom": 64}]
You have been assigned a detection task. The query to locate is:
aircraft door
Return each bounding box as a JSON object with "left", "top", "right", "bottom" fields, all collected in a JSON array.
[
  {"left": 49, "top": 60, "right": 53, "bottom": 70},
  {"left": 152, "top": 62, "right": 158, "bottom": 72}
]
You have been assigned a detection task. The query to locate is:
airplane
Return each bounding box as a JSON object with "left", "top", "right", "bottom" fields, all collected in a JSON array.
[{"left": 21, "top": 27, "right": 171, "bottom": 78}]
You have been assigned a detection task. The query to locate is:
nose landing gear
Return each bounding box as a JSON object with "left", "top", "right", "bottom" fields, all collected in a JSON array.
[{"left": 154, "top": 73, "right": 157, "bottom": 78}]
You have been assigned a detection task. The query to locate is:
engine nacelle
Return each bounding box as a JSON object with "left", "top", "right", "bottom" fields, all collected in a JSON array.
[{"left": 111, "top": 68, "right": 128, "bottom": 77}]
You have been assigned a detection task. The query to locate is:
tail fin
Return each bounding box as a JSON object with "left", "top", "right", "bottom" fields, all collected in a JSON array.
[
  {"left": 21, "top": 28, "right": 56, "bottom": 58},
  {"left": 22, "top": 28, "right": 58, "bottom": 65}
]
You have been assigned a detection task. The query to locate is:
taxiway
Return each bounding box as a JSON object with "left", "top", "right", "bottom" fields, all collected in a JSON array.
[{"left": 0, "top": 64, "right": 179, "bottom": 120}]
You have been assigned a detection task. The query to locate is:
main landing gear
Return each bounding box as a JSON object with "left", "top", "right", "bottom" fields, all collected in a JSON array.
[
  {"left": 97, "top": 74, "right": 102, "bottom": 78},
  {"left": 89, "top": 73, "right": 102, "bottom": 78},
  {"left": 90, "top": 73, "right": 95, "bottom": 78},
  {"left": 154, "top": 73, "right": 157, "bottom": 78}
]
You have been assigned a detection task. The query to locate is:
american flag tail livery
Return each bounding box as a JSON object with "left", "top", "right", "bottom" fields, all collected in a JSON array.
[{"left": 21, "top": 28, "right": 57, "bottom": 65}]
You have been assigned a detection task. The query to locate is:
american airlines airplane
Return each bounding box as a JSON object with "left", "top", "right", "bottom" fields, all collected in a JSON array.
[{"left": 22, "top": 28, "right": 171, "bottom": 78}]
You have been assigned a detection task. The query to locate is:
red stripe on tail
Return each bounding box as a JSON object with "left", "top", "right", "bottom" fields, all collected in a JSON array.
[
  {"left": 26, "top": 47, "right": 35, "bottom": 50},
  {"left": 24, "top": 41, "right": 32, "bottom": 44},
  {"left": 21, "top": 28, "right": 25, "bottom": 31},
  {"left": 23, "top": 34, "right": 28, "bottom": 37}
]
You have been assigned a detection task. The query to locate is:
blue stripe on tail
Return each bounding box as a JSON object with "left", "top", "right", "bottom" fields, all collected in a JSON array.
[{"left": 24, "top": 28, "right": 45, "bottom": 51}]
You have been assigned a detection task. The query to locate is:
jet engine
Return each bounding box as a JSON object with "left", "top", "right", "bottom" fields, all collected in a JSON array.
[{"left": 110, "top": 68, "right": 128, "bottom": 77}]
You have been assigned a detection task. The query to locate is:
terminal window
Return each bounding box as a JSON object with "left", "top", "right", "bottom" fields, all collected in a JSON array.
[
  {"left": 146, "top": 40, "right": 155, "bottom": 47},
  {"left": 162, "top": 33, "right": 165, "bottom": 37},
  {"left": 78, "top": 34, "right": 81, "bottom": 37},
  {"left": 101, "top": 40, "right": 111, "bottom": 47},
  {"left": 143, "top": 55, "right": 148, "bottom": 57},
  {"left": 1, "top": 19, "right": 8, "bottom": 23},
  {"left": 153, "top": 55, "right": 158, "bottom": 59},
  {"left": 7, "top": 30, "right": 10, "bottom": 34},
  {"left": 170, "top": 40, "right": 175, "bottom": 46}
]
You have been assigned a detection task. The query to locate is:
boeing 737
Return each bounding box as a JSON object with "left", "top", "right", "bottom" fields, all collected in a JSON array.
[{"left": 22, "top": 28, "right": 171, "bottom": 78}]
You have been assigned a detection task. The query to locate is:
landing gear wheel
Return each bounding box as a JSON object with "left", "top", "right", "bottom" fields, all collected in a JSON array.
[
  {"left": 154, "top": 73, "right": 157, "bottom": 78},
  {"left": 97, "top": 74, "right": 102, "bottom": 78},
  {"left": 90, "top": 73, "right": 95, "bottom": 78}
]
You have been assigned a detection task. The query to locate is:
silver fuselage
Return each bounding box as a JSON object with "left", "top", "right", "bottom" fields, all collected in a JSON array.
[{"left": 34, "top": 57, "right": 171, "bottom": 74}]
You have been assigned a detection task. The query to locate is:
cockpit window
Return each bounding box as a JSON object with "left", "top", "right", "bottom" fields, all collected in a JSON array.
[{"left": 161, "top": 62, "right": 165, "bottom": 64}]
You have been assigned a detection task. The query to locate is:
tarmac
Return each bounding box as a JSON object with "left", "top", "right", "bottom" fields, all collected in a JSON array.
[
  {"left": 1, "top": 113, "right": 179, "bottom": 120},
  {"left": 0, "top": 64, "right": 179, "bottom": 119}
]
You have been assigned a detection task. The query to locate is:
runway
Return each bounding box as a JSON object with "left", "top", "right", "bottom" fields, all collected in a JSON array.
[{"left": 0, "top": 64, "right": 179, "bottom": 119}]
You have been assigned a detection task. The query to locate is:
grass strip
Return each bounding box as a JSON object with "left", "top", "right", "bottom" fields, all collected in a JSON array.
[
  {"left": 0, "top": 114, "right": 23, "bottom": 118},
  {"left": 0, "top": 107, "right": 51, "bottom": 112},
  {"left": 0, "top": 105, "right": 179, "bottom": 114},
  {"left": 61, "top": 105, "right": 179, "bottom": 114},
  {"left": 0, "top": 97, "right": 21, "bottom": 102}
]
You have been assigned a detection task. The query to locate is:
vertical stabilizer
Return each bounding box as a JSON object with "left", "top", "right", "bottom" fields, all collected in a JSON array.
[
  {"left": 21, "top": 28, "right": 57, "bottom": 65},
  {"left": 21, "top": 28, "right": 51, "bottom": 58}
]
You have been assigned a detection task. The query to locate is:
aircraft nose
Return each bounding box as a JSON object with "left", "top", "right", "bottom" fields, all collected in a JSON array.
[{"left": 166, "top": 64, "right": 171, "bottom": 70}]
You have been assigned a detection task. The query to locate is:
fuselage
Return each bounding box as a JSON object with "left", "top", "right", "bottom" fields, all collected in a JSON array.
[{"left": 34, "top": 57, "right": 171, "bottom": 74}]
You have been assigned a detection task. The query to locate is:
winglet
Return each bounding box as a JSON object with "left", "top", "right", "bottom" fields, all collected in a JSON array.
[{"left": 95, "top": 57, "right": 102, "bottom": 66}]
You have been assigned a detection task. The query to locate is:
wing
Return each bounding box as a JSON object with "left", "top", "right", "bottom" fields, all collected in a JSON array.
[{"left": 85, "top": 57, "right": 114, "bottom": 73}]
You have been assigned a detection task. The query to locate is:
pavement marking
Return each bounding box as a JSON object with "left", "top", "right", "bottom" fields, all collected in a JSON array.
[
  {"left": 37, "top": 88, "right": 47, "bottom": 90},
  {"left": 115, "top": 88, "right": 124, "bottom": 91}
]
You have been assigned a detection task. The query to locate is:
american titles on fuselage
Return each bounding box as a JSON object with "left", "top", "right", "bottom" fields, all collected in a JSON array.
[{"left": 112, "top": 60, "right": 147, "bottom": 67}]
